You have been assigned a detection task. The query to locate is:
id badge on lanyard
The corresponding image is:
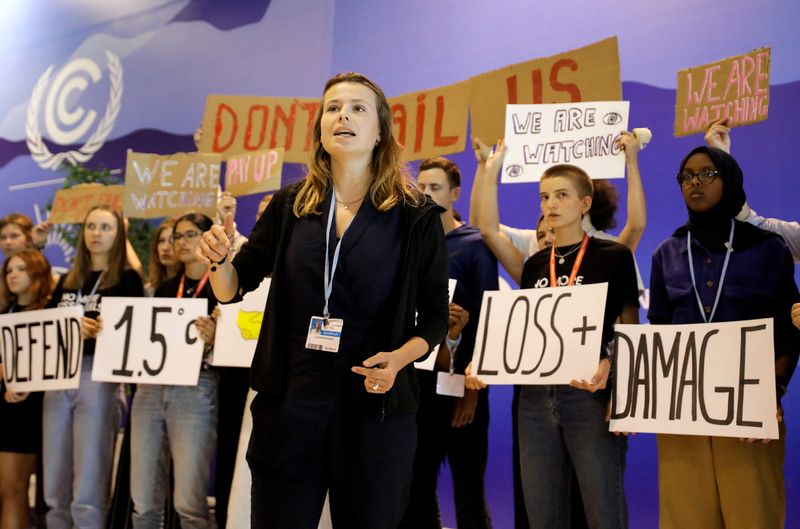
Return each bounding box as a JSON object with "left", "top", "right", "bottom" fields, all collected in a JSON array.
[
  {"left": 306, "top": 188, "right": 352, "bottom": 354},
  {"left": 436, "top": 337, "right": 465, "bottom": 397}
]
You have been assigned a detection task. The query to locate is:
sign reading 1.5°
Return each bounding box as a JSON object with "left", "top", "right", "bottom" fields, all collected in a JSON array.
[{"left": 92, "top": 297, "right": 208, "bottom": 385}]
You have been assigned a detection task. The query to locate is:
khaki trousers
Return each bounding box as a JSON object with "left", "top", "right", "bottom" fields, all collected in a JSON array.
[{"left": 657, "top": 423, "right": 786, "bottom": 529}]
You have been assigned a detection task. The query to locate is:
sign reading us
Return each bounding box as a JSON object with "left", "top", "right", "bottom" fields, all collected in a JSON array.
[{"left": 26, "top": 52, "right": 123, "bottom": 170}]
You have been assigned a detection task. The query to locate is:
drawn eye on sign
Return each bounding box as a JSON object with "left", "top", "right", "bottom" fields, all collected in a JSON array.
[
  {"left": 602, "top": 112, "right": 623, "bottom": 125},
  {"left": 505, "top": 164, "right": 524, "bottom": 178}
]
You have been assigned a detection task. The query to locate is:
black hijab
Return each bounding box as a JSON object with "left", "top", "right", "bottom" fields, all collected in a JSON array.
[{"left": 674, "top": 146, "right": 771, "bottom": 252}]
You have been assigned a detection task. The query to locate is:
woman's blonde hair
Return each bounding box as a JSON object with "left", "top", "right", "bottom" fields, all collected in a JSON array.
[{"left": 293, "top": 72, "right": 421, "bottom": 217}]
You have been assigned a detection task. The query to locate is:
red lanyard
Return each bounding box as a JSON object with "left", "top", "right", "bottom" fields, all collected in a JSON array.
[
  {"left": 549, "top": 234, "right": 590, "bottom": 287},
  {"left": 177, "top": 271, "right": 210, "bottom": 299}
]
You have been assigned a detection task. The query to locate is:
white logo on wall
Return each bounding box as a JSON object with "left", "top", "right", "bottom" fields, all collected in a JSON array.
[{"left": 26, "top": 51, "right": 123, "bottom": 170}]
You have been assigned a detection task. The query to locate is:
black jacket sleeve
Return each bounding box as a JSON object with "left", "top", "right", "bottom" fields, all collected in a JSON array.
[
  {"left": 229, "top": 185, "right": 291, "bottom": 302},
  {"left": 412, "top": 208, "right": 449, "bottom": 354}
]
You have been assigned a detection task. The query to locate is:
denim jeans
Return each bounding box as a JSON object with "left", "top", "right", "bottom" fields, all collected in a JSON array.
[
  {"left": 517, "top": 385, "right": 627, "bottom": 529},
  {"left": 130, "top": 370, "right": 218, "bottom": 529},
  {"left": 42, "top": 355, "right": 122, "bottom": 529}
]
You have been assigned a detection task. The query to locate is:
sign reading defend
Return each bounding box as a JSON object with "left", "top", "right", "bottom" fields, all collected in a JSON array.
[{"left": 0, "top": 306, "right": 84, "bottom": 392}]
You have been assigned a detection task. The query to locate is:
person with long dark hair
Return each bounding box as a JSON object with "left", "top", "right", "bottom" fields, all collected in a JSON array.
[
  {"left": 196, "top": 72, "right": 449, "bottom": 529},
  {"left": 130, "top": 212, "right": 218, "bottom": 529}
]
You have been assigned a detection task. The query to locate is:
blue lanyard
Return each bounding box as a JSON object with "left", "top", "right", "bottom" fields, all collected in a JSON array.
[
  {"left": 687, "top": 220, "right": 734, "bottom": 323},
  {"left": 323, "top": 187, "right": 353, "bottom": 320}
]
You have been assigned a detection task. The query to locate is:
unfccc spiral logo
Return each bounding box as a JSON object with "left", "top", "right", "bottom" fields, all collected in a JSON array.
[{"left": 26, "top": 51, "right": 123, "bottom": 170}]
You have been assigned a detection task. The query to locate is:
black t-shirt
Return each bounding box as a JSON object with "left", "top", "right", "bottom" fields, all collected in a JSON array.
[
  {"left": 50, "top": 269, "right": 144, "bottom": 356},
  {"left": 520, "top": 237, "right": 639, "bottom": 345}
]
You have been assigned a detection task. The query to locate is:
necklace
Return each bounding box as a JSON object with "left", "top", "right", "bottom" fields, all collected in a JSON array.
[
  {"left": 554, "top": 241, "right": 583, "bottom": 264},
  {"left": 336, "top": 194, "right": 366, "bottom": 211}
]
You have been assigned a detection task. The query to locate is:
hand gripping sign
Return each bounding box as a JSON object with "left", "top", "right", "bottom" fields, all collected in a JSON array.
[{"left": 93, "top": 297, "right": 208, "bottom": 385}]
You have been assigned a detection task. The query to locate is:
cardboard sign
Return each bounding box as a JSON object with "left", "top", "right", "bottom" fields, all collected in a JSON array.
[
  {"left": 388, "top": 81, "right": 470, "bottom": 161},
  {"left": 415, "top": 279, "right": 458, "bottom": 371},
  {"left": 224, "top": 149, "right": 283, "bottom": 197},
  {"left": 123, "top": 150, "right": 221, "bottom": 219},
  {"left": 675, "top": 48, "right": 771, "bottom": 137},
  {"left": 0, "top": 307, "right": 84, "bottom": 392},
  {"left": 470, "top": 283, "right": 608, "bottom": 384},
  {"left": 469, "top": 37, "right": 622, "bottom": 146},
  {"left": 610, "top": 320, "right": 778, "bottom": 439},
  {"left": 199, "top": 95, "right": 319, "bottom": 163},
  {"left": 92, "top": 297, "right": 208, "bottom": 385},
  {"left": 49, "top": 184, "right": 125, "bottom": 224},
  {"left": 212, "top": 279, "right": 271, "bottom": 367},
  {"left": 501, "top": 101, "right": 629, "bottom": 183}
]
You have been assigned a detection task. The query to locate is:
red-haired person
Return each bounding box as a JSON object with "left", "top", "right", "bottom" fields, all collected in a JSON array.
[
  {"left": 0, "top": 249, "right": 52, "bottom": 529},
  {"left": 44, "top": 206, "right": 144, "bottom": 529}
]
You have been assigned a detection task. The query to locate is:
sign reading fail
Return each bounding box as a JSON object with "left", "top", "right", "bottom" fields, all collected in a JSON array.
[
  {"left": 49, "top": 184, "right": 124, "bottom": 224},
  {"left": 224, "top": 149, "right": 283, "bottom": 197},
  {"left": 389, "top": 82, "right": 469, "bottom": 161},
  {"left": 675, "top": 47, "right": 770, "bottom": 136},
  {"left": 502, "top": 101, "right": 629, "bottom": 183},
  {"left": 470, "top": 283, "right": 608, "bottom": 385},
  {"left": 610, "top": 320, "right": 778, "bottom": 439},
  {"left": 0, "top": 306, "right": 84, "bottom": 392},
  {"left": 93, "top": 297, "right": 208, "bottom": 385},
  {"left": 124, "top": 151, "right": 221, "bottom": 219}
]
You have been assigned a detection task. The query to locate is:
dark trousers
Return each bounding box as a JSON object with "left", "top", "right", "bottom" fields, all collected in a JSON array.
[
  {"left": 399, "top": 384, "right": 492, "bottom": 529},
  {"left": 214, "top": 367, "right": 250, "bottom": 529},
  {"left": 248, "top": 392, "right": 416, "bottom": 529}
]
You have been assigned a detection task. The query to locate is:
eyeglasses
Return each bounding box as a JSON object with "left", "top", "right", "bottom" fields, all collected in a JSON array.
[
  {"left": 677, "top": 169, "right": 719, "bottom": 186},
  {"left": 170, "top": 230, "right": 201, "bottom": 243}
]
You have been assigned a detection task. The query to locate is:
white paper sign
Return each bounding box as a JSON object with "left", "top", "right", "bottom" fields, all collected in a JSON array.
[
  {"left": 0, "top": 306, "right": 84, "bottom": 392},
  {"left": 93, "top": 297, "right": 208, "bottom": 385},
  {"left": 501, "top": 101, "right": 630, "bottom": 183},
  {"left": 212, "top": 279, "right": 271, "bottom": 367},
  {"left": 609, "top": 319, "right": 779, "bottom": 439},
  {"left": 415, "top": 279, "right": 458, "bottom": 371},
  {"left": 469, "top": 283, "right": 608, "bottom": 384}
]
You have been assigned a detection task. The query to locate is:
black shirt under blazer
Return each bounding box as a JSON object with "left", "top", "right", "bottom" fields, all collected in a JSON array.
[{"left": 228, "top": 181, "right": 449, "bottom": 415}]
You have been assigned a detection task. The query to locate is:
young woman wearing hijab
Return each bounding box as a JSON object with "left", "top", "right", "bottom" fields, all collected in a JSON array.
[
  {"left": 45, "top": 205, "right": 144, "bottom": 529},
  {"left": 0, "top": 249, "right": 52, "bottom": 529},
  {"left": 648, "top": 146, "right": 800, "bottom": 529},
  {"left": 196, "top": 72, "right": 449, "bottom": 529}
]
